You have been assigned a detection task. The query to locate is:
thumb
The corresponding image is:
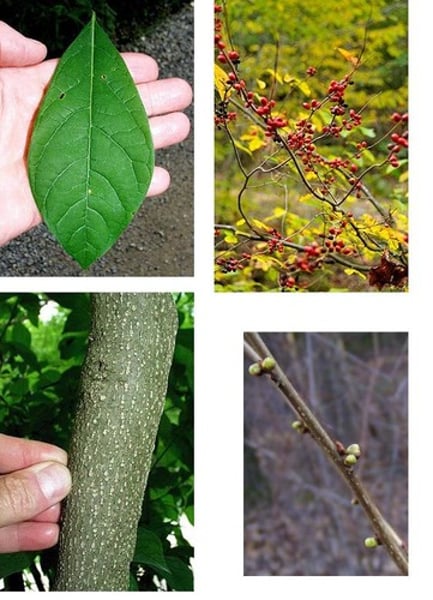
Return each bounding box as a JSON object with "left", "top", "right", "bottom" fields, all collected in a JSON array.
[
  {"left": 0, "top": 21, "right": 47, "bottom": 67},
  {"left": 0, "top": 461, "right": 71, "bottom": 528}
]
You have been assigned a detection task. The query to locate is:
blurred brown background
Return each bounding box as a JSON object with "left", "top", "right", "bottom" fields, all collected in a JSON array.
[{"left": 244, "top": 332, "right": 408, "bottom": 576}]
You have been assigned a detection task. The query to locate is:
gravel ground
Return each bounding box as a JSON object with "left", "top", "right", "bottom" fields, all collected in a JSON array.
[{"left": 0, "top": 4, "right": 193, "bottom": 277}]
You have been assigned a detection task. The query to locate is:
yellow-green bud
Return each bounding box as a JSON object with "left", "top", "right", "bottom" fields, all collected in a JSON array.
[
  {"left": 345, "top": 443, "right": 361, "bottom": 457},
  {"left": 248, "top": 362, "right": 262, "bottom": 376},
  {"left": 291, "top": 420, "right": 304, "bottom": 433},
  {"left": 261, "top": 356, "right": 276, "bottom": 372},
  {"left": 344, "top": 453, "right": 357, "bottom": 466},
  {"left": 364, "top": 537, "right": 378, "bottom": 548}
]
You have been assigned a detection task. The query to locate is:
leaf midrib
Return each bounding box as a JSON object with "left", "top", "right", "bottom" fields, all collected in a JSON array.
[{"left": 85, "top": 14, "right": 96, "bottom": 224}]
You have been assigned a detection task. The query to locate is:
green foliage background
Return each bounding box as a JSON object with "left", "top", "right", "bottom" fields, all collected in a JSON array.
[
  {"left": 215, "top": 0, "right": 408, "bottom": 291},
  {"left": 0, "top": 292, "right": 193, "bottom": 591},
  {"left": 223, "top": 0, "right": 407, "bottom": 115}
]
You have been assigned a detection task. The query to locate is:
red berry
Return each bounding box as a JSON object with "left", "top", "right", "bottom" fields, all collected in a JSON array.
[{"left": 228, "top": 50, "right": 240, "bottom": 60}]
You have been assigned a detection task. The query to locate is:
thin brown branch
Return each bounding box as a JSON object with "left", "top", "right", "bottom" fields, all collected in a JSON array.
[
  {"left": 244, "top": 333, "right": 408, "bottom": 575},
  {"left": 216, "top": 224, "right": 373, "bottom": 272}
]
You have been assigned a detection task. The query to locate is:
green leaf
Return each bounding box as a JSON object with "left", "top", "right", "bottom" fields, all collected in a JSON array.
[
  {"left": 132, "top": 528, "right": 171, "bottom": 575},
  {"left": 359, "top": 126, "right": 376, "bottom": 138},
  {"left": 11, "top": 322, "right": 31, "bottom": 348},
  {"left": 0, "top": 552, "right": 36, "bottom": 579},
  {"left": 165, "top": 556, "right": 193, "bottom": 591},
  {"left": 28, "top": 13, "right": 154, "bottom": 269},
  {"left": 8, "top": 378, "right": 30, "bottom": 396}
]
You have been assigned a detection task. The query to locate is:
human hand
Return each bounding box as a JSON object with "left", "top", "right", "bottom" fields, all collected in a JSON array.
[
  {"left": 0, "top": 21, "right": 192, "bottom": 246},
  {"left": 0, "top": 433, "right": 71, "bottom": 553}
]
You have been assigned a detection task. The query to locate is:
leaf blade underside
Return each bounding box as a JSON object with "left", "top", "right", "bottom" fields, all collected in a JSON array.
[{"left": 28, "top": 13, "right": 154, "bottom": 268}]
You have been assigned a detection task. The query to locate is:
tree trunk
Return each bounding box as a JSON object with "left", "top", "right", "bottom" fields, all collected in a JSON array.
[{"left": 53, "top": 293, "right": 178, "bottom": 591}]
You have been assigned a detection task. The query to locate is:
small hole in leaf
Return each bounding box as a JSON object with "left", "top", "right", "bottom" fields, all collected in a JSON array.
[
  {"left": 59, "top": 92, "right": 65, "bottom": 99},
  {"left": 101, "top": 74, "right": 107, "bottom": 80}
]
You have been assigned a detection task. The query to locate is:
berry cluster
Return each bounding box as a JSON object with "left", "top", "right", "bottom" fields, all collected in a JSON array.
[
  {"left": 322, "top": 226, "right": 356, "bottom": 256},
  {"left": 215, "top": 250, "right": 253, "bottom": 273},
  {"left": 215, "top": 5, "right": 241, "bottom": 66},
  {"left": 266, "top": 228, "right": 285, "bottom": 253},
  {"left": 214, "top": 102, "right": 237, "bottom": 128},
  {"left": 215, "top": 256, "right": 244, "bottom": 273},
  {"left": 387, "top": 113, "right": 409, "bottom": 168},
  {"left": 214, "top": 2, "right": 408, "bottom": 291}
]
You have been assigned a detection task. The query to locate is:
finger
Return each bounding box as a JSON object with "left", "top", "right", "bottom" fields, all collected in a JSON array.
[
  {"left": 147, "top": 166, "right": 170, "bottom": 197},
  {"left": 150, "top": 112, "right": 191, "bottom": 150},
  {"left": 33, "top": 502, "right": 61, "bottom": 523},
  {"left": 121, "top": 52, "right": 159, "bottom": 83},
  {"left": 0, "top": 21, "right": 47, "bottom": 67},
  {"left": 0, "top": 461, "right": 71, "bottom": 528},
  {"left": 0, "top": 434, "right": 68, "bottom": 473},
  {"left": 139, "top": 78, "right": 193, "bottom": 117},
  {"left": 0, "top": 521, "right": 59, "bottom": 553}
]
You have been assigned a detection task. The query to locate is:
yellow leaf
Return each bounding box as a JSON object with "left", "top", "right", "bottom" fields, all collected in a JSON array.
[
  {"left": 282, "top": 73, "right": 311, "bottom": 96},
  {"left": 252, "top": 219, "right": 270, "bottom": 232},
  {"left": 299, "top": 193, "right": 313, "bottom": 202},
  {"left": 283, "top": 73, "right": 295, "bottom": 84},
  {"left": 265, "top": 68, "right": 283, "bottom": 85},
  {"left": 344, "top": 268, "right": 367, "bottom": 280},
  {"left": 297, "top": 80, "right": 311, "bottom": 96},
  {"left": 253, "top": 255, "right": 278, "bottom": 271},
  {"left": 240, "top": 127, "right": 266, "bottom": 152},
  {"left": 256, "top": 79, "right": 266, "bottom": 90},
  {"left": 214, "top": 63, "right": 230, "bottom": 100},
  {"left": 223, "top": 231, "right": 238, "bottom": 244},
  {"left": 273, "top": 207, "right": 287, "bottom": 218},
  {"left": 336, "top": 47, "right": 360, "bottom": 66},
  {"left": 233, "top": 139, "right": 252, "bottom": 157},
  {"left": 250, "top": 137, "right": 266, "bottom": 151}
]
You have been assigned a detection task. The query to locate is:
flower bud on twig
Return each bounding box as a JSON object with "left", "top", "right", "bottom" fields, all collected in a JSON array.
[
  {"left": 248, "top": 362, "right": 262, "bottom": 376},
  {"left": 261, "top": 356, "right": 276, "bottom": 372},
  {"left": 345, "top": 443, "right": 361, "bottom": 457},
  {"left": 291, "top": 420, "right": 309, "bottom": 434},
  {"left": 344, "top": 453, "right": 358, "bottom": 466}
]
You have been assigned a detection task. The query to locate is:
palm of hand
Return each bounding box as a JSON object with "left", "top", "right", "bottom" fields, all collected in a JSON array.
[{"left": 0, "top": 61, "right": 52, "bottom": 244}]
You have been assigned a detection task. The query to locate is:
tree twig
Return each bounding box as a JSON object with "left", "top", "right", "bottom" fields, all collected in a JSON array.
[{"left": 244, "top": 332, "right": 408, "bottom": 575}]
